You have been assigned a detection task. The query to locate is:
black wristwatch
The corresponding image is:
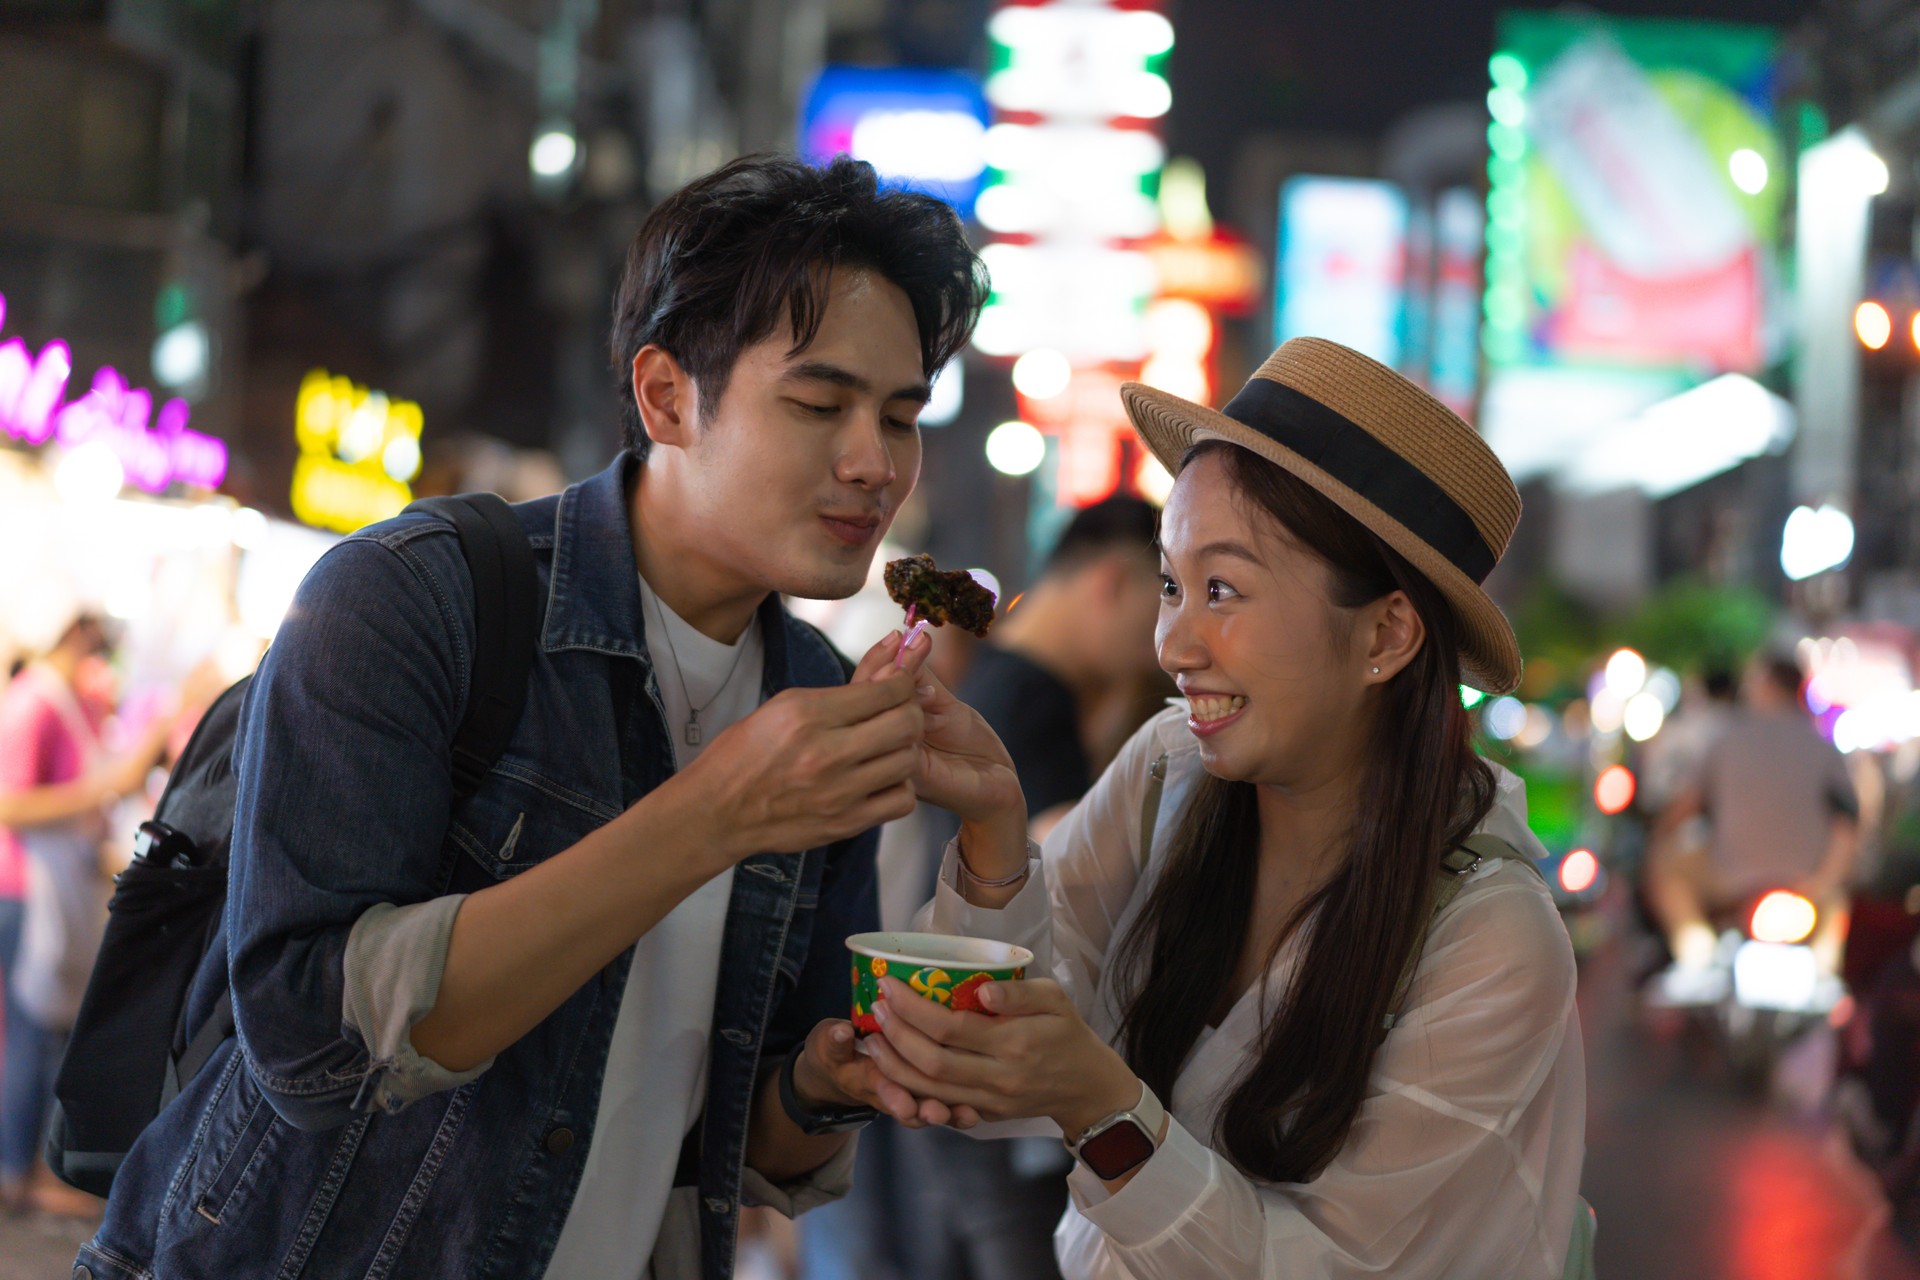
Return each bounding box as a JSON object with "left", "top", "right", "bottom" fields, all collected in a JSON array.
[{"left": 777, "top": 1044, "right": 879, "bottom": 1136}]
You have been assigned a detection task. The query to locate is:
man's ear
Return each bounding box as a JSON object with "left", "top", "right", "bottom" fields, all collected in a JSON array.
[
  {"left": 631, "top": 345, "right": 698, "bottom": 451},
  {"left": 1364, "top": 590, "right": 1427, "bottom": 682}
]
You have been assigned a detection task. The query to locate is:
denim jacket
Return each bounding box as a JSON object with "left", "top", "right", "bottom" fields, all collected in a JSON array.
[{"left": 78, "top": 455, "right": 878, "bottom": 1280}]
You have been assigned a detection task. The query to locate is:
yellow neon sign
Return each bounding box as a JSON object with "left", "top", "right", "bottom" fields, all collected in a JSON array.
[{"left": 291, "top": 368, "right": 424, "bottom": 533}]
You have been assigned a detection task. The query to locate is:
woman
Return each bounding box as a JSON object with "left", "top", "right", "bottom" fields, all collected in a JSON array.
[{"left": 868, "top": 339, "right": 1589, "bottom": 1278}]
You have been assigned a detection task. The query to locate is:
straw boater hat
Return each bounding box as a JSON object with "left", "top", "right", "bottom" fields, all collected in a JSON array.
[{"left": 1121, "top": 337, "right": 1523, "bottom": 695}]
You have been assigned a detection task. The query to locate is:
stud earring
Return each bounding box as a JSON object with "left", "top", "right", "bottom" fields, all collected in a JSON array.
[{"left": 1371, "top": 666, "right": 1381, "bottom": 675}]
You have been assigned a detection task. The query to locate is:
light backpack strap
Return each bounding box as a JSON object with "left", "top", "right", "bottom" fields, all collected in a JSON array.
[
  {"left": 1137, "top": 751, "right": 1169, "bottom": 870},
  {"left": 1381, "top": 833, "right": 1534, "bottom": 1038},
  {"left": 1564, "top": 1195, "right": 1598, "bottom": 1280}
]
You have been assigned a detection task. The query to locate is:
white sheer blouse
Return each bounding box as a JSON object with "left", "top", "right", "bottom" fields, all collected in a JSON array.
[{"left": 919, "top": 707, "right": 1586, "bottom": 1279}]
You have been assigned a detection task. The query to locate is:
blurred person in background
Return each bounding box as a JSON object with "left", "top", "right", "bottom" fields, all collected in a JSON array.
[
  {"left": 1638, "top": 663, "right": 1738, "bottom": 815},
  {"left": 1648, "top": 652, "right": 1859, "bottom": 992},
  {"left": 0, "top": 612, "right": 172, "bottom": 1216},
  {"left": 948, "top": 496, "right": 1166, "bottom": 846},
  {"left": 800, "top": 496, "right": 1165, "bottom": 1280}
]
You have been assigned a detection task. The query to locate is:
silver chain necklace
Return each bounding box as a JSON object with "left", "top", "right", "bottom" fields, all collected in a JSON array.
[{"left": 646, "top": 587, "right": 751, "bottom": 746}]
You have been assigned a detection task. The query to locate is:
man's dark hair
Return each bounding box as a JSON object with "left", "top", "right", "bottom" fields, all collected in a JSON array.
[
  {"left": 1043, "top": 495, "right": 1161, "bottom": 575},
  {"left": 610, "top": 153, "right": 989, "bottom": 458},
  {"left": 1759, "top": 652, "right": 1805, "bottom": 700}
]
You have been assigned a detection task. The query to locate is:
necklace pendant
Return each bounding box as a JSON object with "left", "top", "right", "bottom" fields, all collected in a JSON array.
[{"left": 685, "top": 717, "right": 702, "bottom": 746}]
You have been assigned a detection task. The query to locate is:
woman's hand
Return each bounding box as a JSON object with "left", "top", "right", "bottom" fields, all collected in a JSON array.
[
  {"left": 850, "top": 631, "right": 1024, "bottom": 829},
  {"left": 859, "top": 976, "right": 1142, "bottom": 1141}
]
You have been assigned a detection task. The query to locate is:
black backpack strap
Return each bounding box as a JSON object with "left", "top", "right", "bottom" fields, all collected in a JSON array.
[
  {"left": 167, "top": 989, "right": 234, "bottom": 1107},
  {"left": 407, "top": 494, "right": 541, "bottom": 799}
]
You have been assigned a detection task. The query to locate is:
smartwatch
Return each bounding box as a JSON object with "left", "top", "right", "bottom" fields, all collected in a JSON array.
[
  {"left": 1065, "top": 1080, "right": 1167, "bottom": 1181},
  {"left": 777, "top": 1044, "right": 879, "bottom": 1136}
]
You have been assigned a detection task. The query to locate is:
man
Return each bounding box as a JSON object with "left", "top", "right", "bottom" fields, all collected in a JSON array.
[
  {"left": 0, "top": 612, "right": 167, "bottom": 1215},
  {"left": 79, "top": 154, "right": 993, "bottom": 1280},
  {"left": 1648, "top": 652, "right": 1859, "bottom": 989}
]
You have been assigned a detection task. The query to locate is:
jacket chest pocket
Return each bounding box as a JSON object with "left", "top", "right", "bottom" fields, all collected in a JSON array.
[{"left": 445, "top": 762, "right": 618, "bottom": 890}]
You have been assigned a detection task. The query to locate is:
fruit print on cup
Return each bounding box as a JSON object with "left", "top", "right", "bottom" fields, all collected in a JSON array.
[{"left": 845, "top": 931, "right": 1032, "bottom": 1035}]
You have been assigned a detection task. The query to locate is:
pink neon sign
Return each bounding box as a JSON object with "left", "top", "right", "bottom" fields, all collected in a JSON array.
[{"left": 0, "top": 293, "right": 227, "bottom": 492}]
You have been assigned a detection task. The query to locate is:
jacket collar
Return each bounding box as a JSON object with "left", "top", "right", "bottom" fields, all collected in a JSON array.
[{"left": 540, "top": 453, "right": 836, "bottom": 691}]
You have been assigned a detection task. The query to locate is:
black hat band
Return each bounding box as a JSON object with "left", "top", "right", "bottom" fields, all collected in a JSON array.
[{"left": 1219, "top": 378, "right": 1497, "bottom": 585}]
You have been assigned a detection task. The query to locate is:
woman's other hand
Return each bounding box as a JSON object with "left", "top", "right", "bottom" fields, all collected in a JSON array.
[
  {"left": 851, "top": 630, "right": 1024, "bottom": 830},
  {"left": 860, "top": 975, "right": 1141, "bottom": 1141}
]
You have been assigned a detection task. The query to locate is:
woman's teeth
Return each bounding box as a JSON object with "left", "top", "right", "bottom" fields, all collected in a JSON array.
[{"left": 1187, "top": 695, "right": 1247, "bottom": 722}]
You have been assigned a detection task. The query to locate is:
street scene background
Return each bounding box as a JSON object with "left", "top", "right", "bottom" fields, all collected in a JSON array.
[{"left": 4, "top": 1, "right": 1920, "bottom": 1277}]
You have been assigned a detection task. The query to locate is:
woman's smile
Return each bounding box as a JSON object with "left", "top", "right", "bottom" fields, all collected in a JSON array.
[{"left": 1185, "top": 692, "right": 1248, "bottom": 735}]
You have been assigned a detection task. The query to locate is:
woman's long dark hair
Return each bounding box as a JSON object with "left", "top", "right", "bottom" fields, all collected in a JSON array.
[{"left": 1112, "top": 441, "right": 1495, "bottom": 1183}]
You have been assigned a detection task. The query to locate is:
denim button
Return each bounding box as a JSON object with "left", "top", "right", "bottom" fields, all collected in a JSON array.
[
  {"left": 545, "top": 1126, "right": 575, "bottom": 1155},
  {"left": 719, "top": 1028, "right": 751, "bottom": 1047},
  {"left": 74, "top": 1269, "right": 93, "bottom": 1280},
  {"left": 704, "top": 1196, "right": 730, "bottom": 1215}
]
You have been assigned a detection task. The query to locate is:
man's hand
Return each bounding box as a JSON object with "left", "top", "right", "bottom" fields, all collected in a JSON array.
[
  {"left": 673, "top": 669, "right": 924, "bottom": 867},
  {"left": 790, "top": 1017, "right": 980, "bottom": 1130}
]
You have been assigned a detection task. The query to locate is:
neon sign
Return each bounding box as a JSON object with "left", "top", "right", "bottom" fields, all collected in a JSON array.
[
  {"left": 291, "top": 368, "right": 424, "bottom": 534},
  {"left": 975, "top": 1, "right": 1175, "bottom": 508},
  {"left": 0, "top": 292, "right": 227, "bottom": 492},
  {"left": 800, "top": 67, "right": 991, "bottom": 217},
  {"left": 971, "top": 3, "right": 1173, "bottom": 360}
]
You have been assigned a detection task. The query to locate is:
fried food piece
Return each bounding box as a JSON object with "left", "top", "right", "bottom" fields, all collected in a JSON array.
[{"left": 884, "top": 553, "right": 997, "bottom": 637}]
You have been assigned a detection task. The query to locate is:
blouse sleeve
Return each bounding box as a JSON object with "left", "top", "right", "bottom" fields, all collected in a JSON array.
[
  {"left": 1061, "top": 864, "right": 1583, "bottom": 1280},
  {"left": 916, "top": 709, "right": 1168, "bottom": 1022}
]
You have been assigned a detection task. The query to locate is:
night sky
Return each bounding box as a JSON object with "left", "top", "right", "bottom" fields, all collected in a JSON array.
[{"left": 1166, "top": 0, "right": 1818, "bottom": 180}]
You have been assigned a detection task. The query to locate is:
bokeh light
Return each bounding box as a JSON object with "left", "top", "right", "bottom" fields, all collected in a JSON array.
[
  {"left": 1856, "top": 301, "right": 1892, "bottom": 350},
  {"left": 1749, "top": 891, "right": 1817, "bottom": 945},
  {"left": 1559, "top": 849, "right": 1599, "bottom": 894},
  {"left": 1623, "top": 691, "right": 1666, "bottom": 741},
  {"left": 985, "top": 420, "right": 1045, "bottom": 476},
  {"left": 1483, "top": 695, "right": 1527, "bottom": 740},
  {"left": 1594, "top": 765, "right": 1636, "bottom": 815},
  {"left": 1727, "top": 148, "right": 1768, "bottom": 195},
  {"left": 1604, "top": 648, "right": 1647, "bottom": 699},
  {"left": 1011, "top": 348, "right": 1071, "bottom": 400}
]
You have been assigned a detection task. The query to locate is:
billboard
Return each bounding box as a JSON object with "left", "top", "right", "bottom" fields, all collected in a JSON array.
[
  {"left": 1483, "top": 15, "right": 1785, "bottom": 375},
  {"left": 1275, "top": 177, "right": 1409, "bottom": 366}
]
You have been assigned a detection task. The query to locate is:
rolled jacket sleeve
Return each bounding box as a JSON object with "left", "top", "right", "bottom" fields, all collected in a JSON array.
[
  {"left": 341, "top": 897, "right": 493, "bottom": 1113},
  {"left": 739, "top": 1130, "right": 860, "bottom": 1218}
]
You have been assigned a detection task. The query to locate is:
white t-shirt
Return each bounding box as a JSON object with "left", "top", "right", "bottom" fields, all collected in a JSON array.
[{"left": 543, "top": 577, "right": 765, "bottom": 1279}]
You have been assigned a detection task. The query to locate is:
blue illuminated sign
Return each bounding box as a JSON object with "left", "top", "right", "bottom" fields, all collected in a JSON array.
[{"left": 799, "top": 67, "right": 990, "bottom": 217}]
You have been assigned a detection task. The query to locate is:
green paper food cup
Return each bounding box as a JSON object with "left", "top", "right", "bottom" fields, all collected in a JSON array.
[{"left": 845, "top": 931, "right": 1032, "bottom": 1033}]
